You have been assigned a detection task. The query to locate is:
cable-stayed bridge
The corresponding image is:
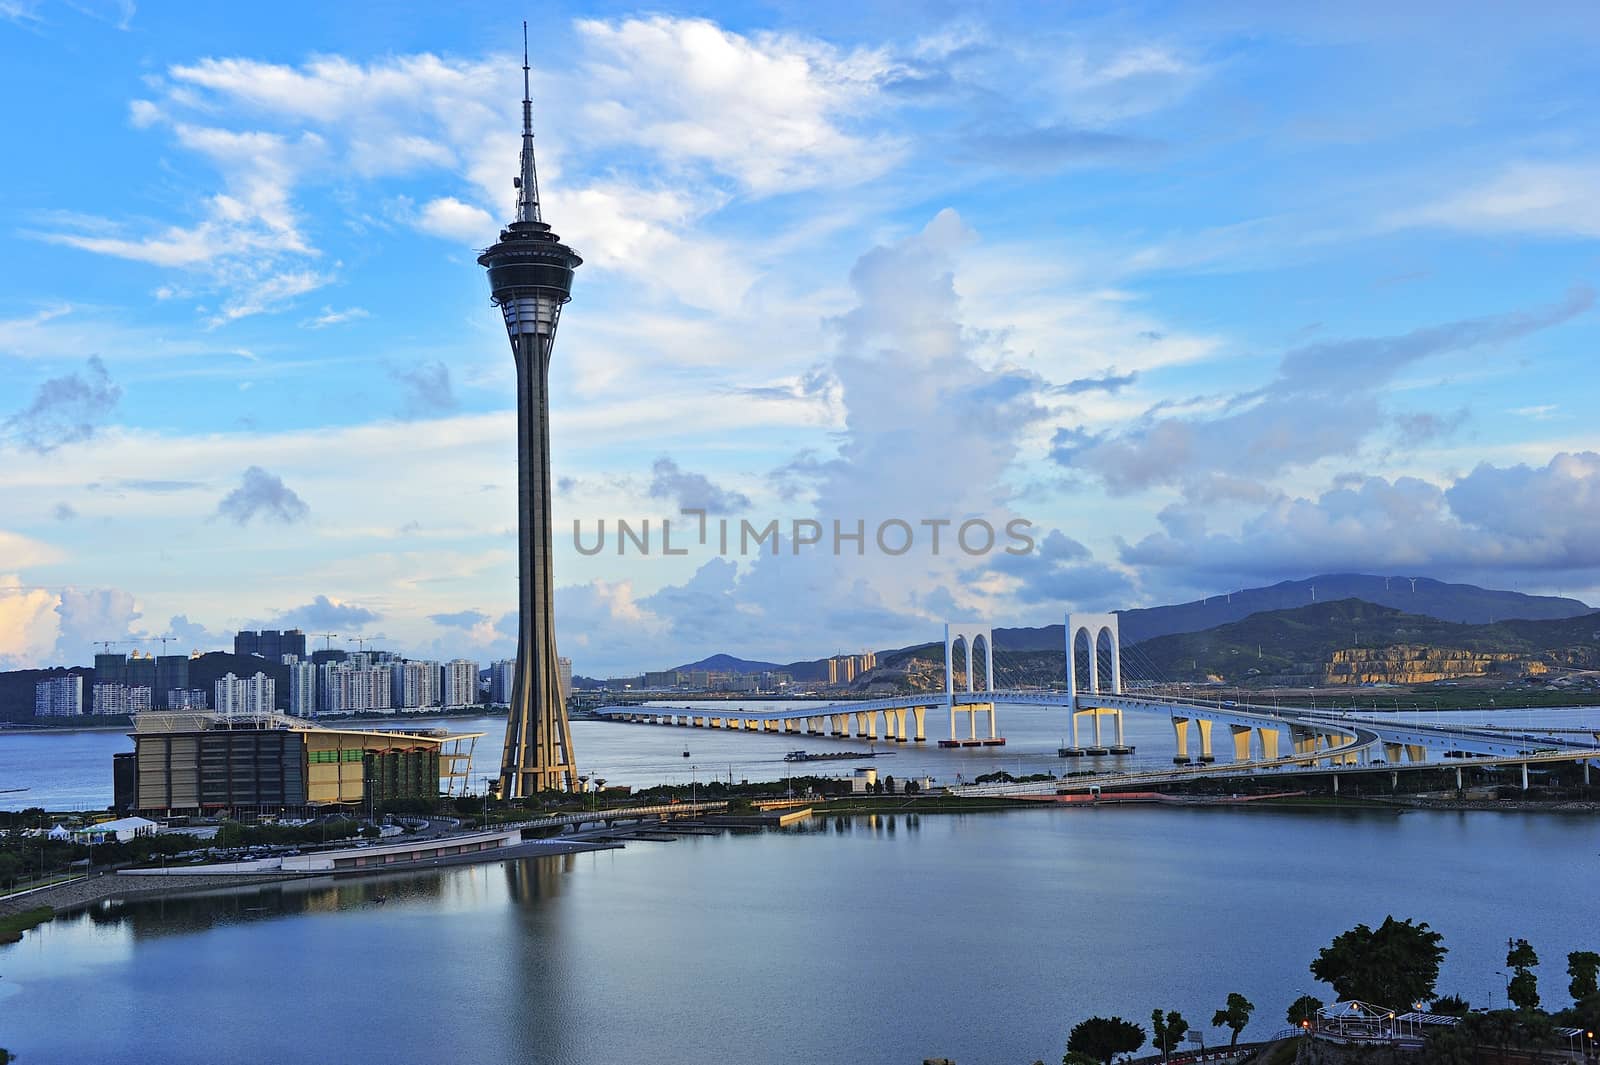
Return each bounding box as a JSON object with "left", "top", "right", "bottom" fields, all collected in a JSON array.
[{"left": 593, "top": 613, "right": 1600, "bottom": 793}]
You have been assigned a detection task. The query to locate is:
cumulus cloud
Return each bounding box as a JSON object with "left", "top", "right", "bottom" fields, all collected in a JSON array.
[
  {"left": 989, "top": 528, "right": 1135, "bottom": 606},
  {"left": 272, "top": 594, "right": 380, "bottom": 630},
  {"left": 216, "top": 466, "right": 310, "bottom": 525},
  {"left": 4, "top": 355, "right": 121, "bottom": 452},
  {"left": 53, "top": 586, "right": 142, "bottom": 666},
  {"left": 557, "top": 209, "right": 1115, "bottom": 673},
  {"left": 391, "top": 361, "right": 458, "bottom": 418},
  {"left": 164, "top": 613, "right": 233, "bottom": 653},
  {"left": 575, "top": 16, "right": 899, "bottom": 193},
  {"left": 648, "top": 456, "right": 751, "bottom": 514},
  {"left": 0, "top": 577, "right": 59, "bottom": 670},
  {"left": 1058, "top": 286, "right": 1594, "bottom": 500},
  {"left": 1120, "top": 452, "right": 1600, "bottom": 585}
]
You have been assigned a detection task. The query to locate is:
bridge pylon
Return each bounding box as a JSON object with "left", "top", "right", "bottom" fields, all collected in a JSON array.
[
  {"left": 941, "top": 622, "right": 1003, "bottom": 748},
  {"left": 1063, "top": 612, "right": 1131, "bottom": 756}
]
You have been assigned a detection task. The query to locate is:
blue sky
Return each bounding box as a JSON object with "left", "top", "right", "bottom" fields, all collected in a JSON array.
[{"left": 3, "top": 0, "right": 1599, "bottom": 675}]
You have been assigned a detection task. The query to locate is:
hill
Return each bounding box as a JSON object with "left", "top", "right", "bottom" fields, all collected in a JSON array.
[
  {"left": 1135, "top": 599, "right": 1600, "bottom": 685},
  {"left": 987, "top": 574, "right": 1592, "bottom": 651},
  {"left": 670, "top": 653, "right": 785, "bottom": 674}
]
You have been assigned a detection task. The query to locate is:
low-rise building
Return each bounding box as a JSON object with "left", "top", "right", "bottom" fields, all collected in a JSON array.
[{"left": 115, "top": 710, "right": 483, "bottom": 817}]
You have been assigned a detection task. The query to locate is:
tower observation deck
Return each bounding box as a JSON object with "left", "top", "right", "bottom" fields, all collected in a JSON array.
[{"left": 477, "top": 25, "right": 581, "bottom": 796}]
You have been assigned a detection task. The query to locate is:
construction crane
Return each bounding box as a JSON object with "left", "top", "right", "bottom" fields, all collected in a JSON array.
[
  {"left": 94, "top": 640, "right": 137, "bottom": 655},
  {"left": 347, "top": 634, "right": 388, "bottom": 653},
  {"left": 308, "top": 633, "right": 339, "bottom": 651},
  {"left": 154, "top": 634, "right": 178, "bottom": 656}
]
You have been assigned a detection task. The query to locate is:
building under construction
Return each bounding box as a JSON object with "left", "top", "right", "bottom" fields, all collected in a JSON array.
[{"left": 113, "top": 710, "right": 481, "bottom": 818}]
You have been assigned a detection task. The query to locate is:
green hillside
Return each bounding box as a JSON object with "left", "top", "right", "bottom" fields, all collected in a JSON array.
[{"left": 1135, "top": 598, "right": 1600, "bottom": 684}]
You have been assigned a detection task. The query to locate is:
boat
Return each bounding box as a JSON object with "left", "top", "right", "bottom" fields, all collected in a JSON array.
[{"left": 783, "top": 750, "right": 888, "bottom": 762}]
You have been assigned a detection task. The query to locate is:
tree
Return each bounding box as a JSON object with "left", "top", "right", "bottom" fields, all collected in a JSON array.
[
  {"left": 1309, "top": 916, "right": 1447, "bottom": 1008},
  {"left": 905, "top": 779, "right": 921, "bottom": 795},
  {"left": 1067, "top": 1016, "right": 1146, "bottom": 1065},
  {"left": 1211, "top": 993, "right": 1254, "bottom": 1047},
  {"left": 1287, "top": 995, "right": 1323, "bottom": 1029},
  {"left": 1567, "top": 951, "right": 1600, "bottom": 1002},
  {"left": 883, "top": 775, "right": 896, "bottom": 794},
  {"left": 1507, "top": 971, "right": 1539, "bottom": 1012},
  {"left": 1506, "top": 939, "right": 1539, "bottom": 1011},
  {"left": 1430, "top": 994, "right": 1471, "bottom": 1017},
  {"left": 1151, "top": 1010, "right": 1189, "bottom": 1063},
  {"left": 1063, "top": 1052, "right": 1101, "bottom": 1065}
]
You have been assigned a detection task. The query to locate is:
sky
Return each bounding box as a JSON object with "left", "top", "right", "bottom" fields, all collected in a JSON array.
[{"left": 2, "top": 1, "right": 1600, "bottom": 677}]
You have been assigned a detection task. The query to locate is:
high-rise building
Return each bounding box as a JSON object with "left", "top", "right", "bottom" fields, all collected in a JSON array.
[
  {"left": 94, "top": 684, "right": 153, "bottom": 714},
  {"left": 94, "top": 652, "right": 126, "bottom": 687},
  {"left": 826, "top": 659, "right": 839, "bottom": 685},
  {"left": 557, "top": 656, "right": 572, "bottom": 703},
  {"left": 347, "top": 667, "right": 391, "bottom": 712},
  {"left": 167, "top": 688, "right": 208, "bottom": 710},
  {"left": 489, "top": 659, "right": 516, "bottom": 704},
  {"left": 643, "top": 670, "right": 679, "bottom": 689},
  {"left": 442, "top": 659, "right": 478, "bottom": 709},
  {"left": 34, "top": 675, "right": 84, "bottom": 716},
  {"left": 233, "top": 629, "right": 307, "bottom": 662},
  {"left": 286, "top": 660, "right": 317, "bottom": 717},
  {"left": 214, "top": 672, "right": 275, "bottom": 716},
  {"left": 154, "top": 655, "right": 190, "bottom": 709},
  {"left": 478, "top": 32, "right": 581, "bottom": 797},
  {"left": 390, "top": 660, "right": 442, "bottom": 711}
]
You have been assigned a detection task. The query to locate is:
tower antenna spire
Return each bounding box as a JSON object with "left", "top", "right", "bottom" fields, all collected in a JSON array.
[{"left": 517, "top": 19, "right": 542, "bottom": 223}]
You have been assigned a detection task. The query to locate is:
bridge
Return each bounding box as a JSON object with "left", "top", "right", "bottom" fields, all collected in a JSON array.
[{"left": 593, "top": 612, "right": 1600, "bottom": 792}]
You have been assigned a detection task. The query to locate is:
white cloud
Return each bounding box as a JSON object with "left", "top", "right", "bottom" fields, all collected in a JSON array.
[
  {"left": 415, "top": 197, "right": 497, "bottom": 243},
  {"left": 1121, "top": 452, "right": 1600, "bottom": 585},
  {"left": 575, "top": 16, "right": 901, "bottom": 193},
  {"left": 1398, "top": 162, "right": 1600, "bottom": 239},
  {"left": 0, "top": 576, "right": 58, "bottom": 670},
  {"left": 303, "top": 305, "right": 369, "bottom": 329}
]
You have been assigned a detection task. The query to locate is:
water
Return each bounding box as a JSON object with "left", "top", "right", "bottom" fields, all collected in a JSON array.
[
  {"left": 0, "top": 806, "right": 1594, "bottom": 1064},
  {"left": 6, "top": 702, "right": 1597, "bottom": 812}
]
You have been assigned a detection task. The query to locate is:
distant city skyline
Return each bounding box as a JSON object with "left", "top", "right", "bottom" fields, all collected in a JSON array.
[{"left": 3, "top": 3, "right": 1600, "bottom": 676}]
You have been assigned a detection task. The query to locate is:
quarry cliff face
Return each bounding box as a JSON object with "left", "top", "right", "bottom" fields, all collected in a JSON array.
[{"left": 1323, "top": 645, "right": 1546, "bottom": 685}]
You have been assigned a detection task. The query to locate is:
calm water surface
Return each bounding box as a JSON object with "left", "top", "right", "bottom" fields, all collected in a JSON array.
[{"left": 1, "top": 806, "right": 1594, "bottom": 1065}]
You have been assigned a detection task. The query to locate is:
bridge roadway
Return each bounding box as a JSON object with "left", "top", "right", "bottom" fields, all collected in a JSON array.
[{"left": 595, "top": 689, "right": 1598, "bottom": 754}]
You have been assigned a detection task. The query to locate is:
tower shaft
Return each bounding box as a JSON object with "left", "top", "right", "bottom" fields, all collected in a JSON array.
[{"left": 500, "top": 327, "right": 575, "bottom": 795}]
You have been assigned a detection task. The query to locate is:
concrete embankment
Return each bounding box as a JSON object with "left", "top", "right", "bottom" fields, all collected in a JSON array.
[
  {"left": 0, "top": 837, "right": 619, "bottom": 921},
  {"left": 0, "top": 871, "right": 298, "bottom": 919}
]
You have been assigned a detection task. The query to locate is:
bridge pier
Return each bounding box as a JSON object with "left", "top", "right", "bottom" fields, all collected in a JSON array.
[
  {"left": 1521, "top": 763, "right": 1529, "bottom": 791},
  {"left": 1257, "top": 727, "right": 1280, "bottom": 760},
  {"left": 1172, "top": 717, "right": 1190, "bottom": 763},
  {"left": 1230, "top": 724, "right": 1252, "bottom": 762},
  {"left": 909, "top": 706, "right": 926, "bottom": 742},
  {"left": 1195, "top": 718, "right": 1215, "bottom": 762},
  {"left": 1406, "top": 744, "right": 1427, "bottom": 764}
]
